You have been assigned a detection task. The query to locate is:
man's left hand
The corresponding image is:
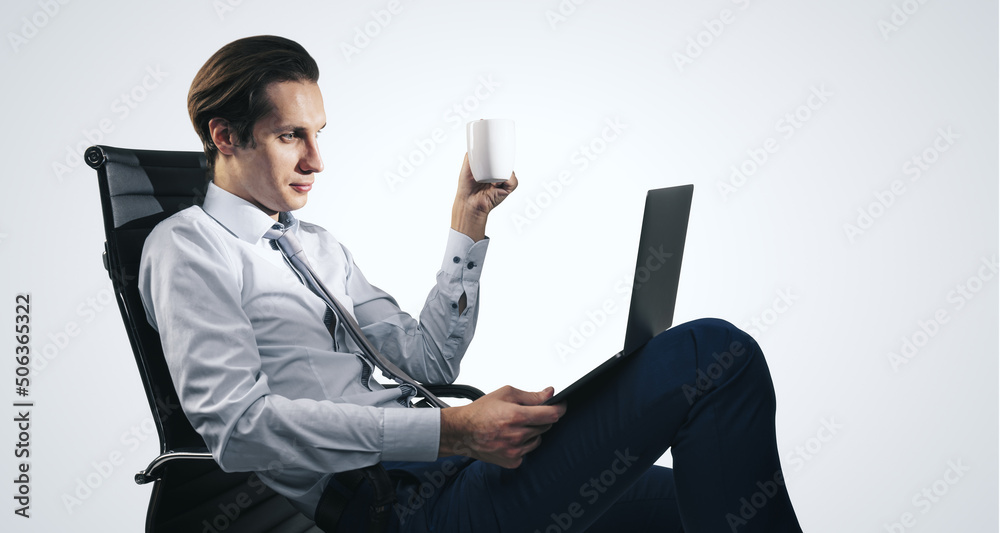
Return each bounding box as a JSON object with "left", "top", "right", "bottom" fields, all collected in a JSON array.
[{"left": 451, "top": 153, "right": 517, "bottom": 242}]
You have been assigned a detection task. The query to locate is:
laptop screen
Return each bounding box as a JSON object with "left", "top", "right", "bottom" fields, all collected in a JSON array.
[{"left": 622, "top": 184, "right": 693, "bottom": 355}]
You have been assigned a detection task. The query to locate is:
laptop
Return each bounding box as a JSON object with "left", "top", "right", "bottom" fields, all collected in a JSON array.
[{"left": 544, "top": 184, "right": 693, "bottom": 405}]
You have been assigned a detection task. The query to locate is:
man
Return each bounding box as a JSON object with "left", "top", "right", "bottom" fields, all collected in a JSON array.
[{"left": 139, "top": 35, "right": 802, "bottom": 532}]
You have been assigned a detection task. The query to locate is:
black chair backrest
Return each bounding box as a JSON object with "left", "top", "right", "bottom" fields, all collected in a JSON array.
[
  {"left": 86, "top": 144, "right": 210, "bottom": 453},
  {"left": 88, "top": 145, "right": 322, "bottom": 532}
]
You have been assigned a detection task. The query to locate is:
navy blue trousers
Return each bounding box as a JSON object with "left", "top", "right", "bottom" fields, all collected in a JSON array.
[{"left": 339, "top": 318, "right": 802, "bottom": 532}]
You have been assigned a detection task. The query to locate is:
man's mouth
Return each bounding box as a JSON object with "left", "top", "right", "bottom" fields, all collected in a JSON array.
[{"left": 291, "top": 183, "right": 312, "bottom": 193}]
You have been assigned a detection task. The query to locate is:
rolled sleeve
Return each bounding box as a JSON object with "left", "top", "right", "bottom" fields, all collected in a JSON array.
[{"left": 382, "top": 407, "right": 441, "bottom": 461}]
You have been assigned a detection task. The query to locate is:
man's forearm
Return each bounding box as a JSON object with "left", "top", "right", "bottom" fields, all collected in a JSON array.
[{"left": 451, "top": 198, "right": 488, "bottom": 242}]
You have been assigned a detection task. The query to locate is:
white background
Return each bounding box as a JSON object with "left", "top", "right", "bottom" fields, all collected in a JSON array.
[{"left": 1, "top": 0, "right": 997, "bottom": 531}]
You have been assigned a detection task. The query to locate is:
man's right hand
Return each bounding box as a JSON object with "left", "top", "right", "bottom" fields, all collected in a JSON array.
[{"left": 439, "top": 386, "right": 566, "bottom": 468}]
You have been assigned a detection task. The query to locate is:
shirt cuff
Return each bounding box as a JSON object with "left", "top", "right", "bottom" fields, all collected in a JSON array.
[
  {"left": 441, "top": 229, "right": 489, "bottom": 282},
  {"left": 382, "top": 407, "right": 441, "bottom": 462}
]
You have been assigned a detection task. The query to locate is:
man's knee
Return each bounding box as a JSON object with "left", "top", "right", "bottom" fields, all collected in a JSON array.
[
  {"left": 678, "top": 318, "right": 758, "bottom": 360},
  {"left": 673, "top": 318, "right": 768, "bottom": 403}
]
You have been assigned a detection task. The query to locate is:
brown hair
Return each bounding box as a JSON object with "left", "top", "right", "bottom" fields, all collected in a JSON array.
[{"left": 187, "top": 35, "right": 320, "bottom": 168}]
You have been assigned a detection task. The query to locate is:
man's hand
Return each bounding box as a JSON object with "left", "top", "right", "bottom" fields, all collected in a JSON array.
[
  {"left": 439, "top": 386, "right": 566, "bottom": 468},
  {"left": 451, "top": 153, "right": 518, "bottom": 242}
]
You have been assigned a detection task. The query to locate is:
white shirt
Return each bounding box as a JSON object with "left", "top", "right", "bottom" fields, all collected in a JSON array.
[{"left": 138, "top": 182, "right": 488, "bottom": 514}]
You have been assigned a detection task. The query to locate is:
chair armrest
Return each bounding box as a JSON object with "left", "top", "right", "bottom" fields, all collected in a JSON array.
[
  {"left": 423, "top": 384, "right": 485, "bottom": 402},
  {"left": 135, "top": 449, "right": 215, "bottom": 485},
  {"left": 135, "top": 385, "right": 485, "bottom": 484},
  {"left": 387, "top": 383, "right": 485, "bottom": 404}
]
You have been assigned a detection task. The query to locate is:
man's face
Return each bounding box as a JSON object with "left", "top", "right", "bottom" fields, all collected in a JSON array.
[{"left": 221, "top": 80, "right": 326, "bottom": 219}]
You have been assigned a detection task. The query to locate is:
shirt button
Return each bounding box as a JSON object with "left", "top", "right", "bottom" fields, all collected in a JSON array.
[
  {"left": 453, "top": 256, "right": 461, "bottom": 263},
  {"left": 467, "top": 262, "right": 476, "bottom": 270},
  {"left": 451, "top": 302, "right": 458, "bottom": 309}
]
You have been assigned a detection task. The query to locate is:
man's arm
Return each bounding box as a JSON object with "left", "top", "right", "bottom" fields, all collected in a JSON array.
[
  {"left": 358, "top": 154, "right": 563, "bottom": 468},
  {"left": 450, "top": 153, "right": 515, "bottom": 312},
  {"left": 441, "top": 156, "right": 568, "bottom": 467}
]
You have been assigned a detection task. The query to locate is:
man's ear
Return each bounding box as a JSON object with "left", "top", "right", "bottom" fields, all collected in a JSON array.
[{"left": 208, "top": 117, "right": 237, "bottom": 156}]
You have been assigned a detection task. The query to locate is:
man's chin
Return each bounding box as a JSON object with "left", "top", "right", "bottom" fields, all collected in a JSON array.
[{"left": 285, "top": 196, "right": 308, "bottom": 212}]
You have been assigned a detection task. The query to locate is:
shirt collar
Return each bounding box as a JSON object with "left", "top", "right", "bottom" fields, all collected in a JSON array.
[{"left": 202, "top": 182, "right": 300, "bottom": 243}]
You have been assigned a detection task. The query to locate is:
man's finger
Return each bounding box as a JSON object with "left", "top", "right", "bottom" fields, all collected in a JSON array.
[
  {"left": 521, "top": 424, "right": 553, "bottom": 440},
  {"left": 505, "top": 386, "right": 555, "bottom": 405},
  {"left": 517, "top": 404, "right": 565, "bottom": 427},
  {"left": 521, "top": 434, "right": 543, "bottom": 455}
]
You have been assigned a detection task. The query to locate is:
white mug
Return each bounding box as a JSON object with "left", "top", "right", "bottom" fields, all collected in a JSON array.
[{"left": 466, "top": 119, "right": 515, "bottom": 183}]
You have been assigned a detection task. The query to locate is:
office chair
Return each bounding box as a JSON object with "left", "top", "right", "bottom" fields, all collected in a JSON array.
[{"left": 85, "top": 145, "right": 484, "bottom": 532}]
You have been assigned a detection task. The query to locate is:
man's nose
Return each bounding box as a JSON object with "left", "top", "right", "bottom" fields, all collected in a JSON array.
[{"left": 300, "top": 139, "right": 323, "bottom": 174}]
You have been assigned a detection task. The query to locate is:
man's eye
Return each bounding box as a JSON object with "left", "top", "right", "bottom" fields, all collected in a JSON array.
[{"left": 280, "top": 133, "right": 295, "bottom": 140}]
